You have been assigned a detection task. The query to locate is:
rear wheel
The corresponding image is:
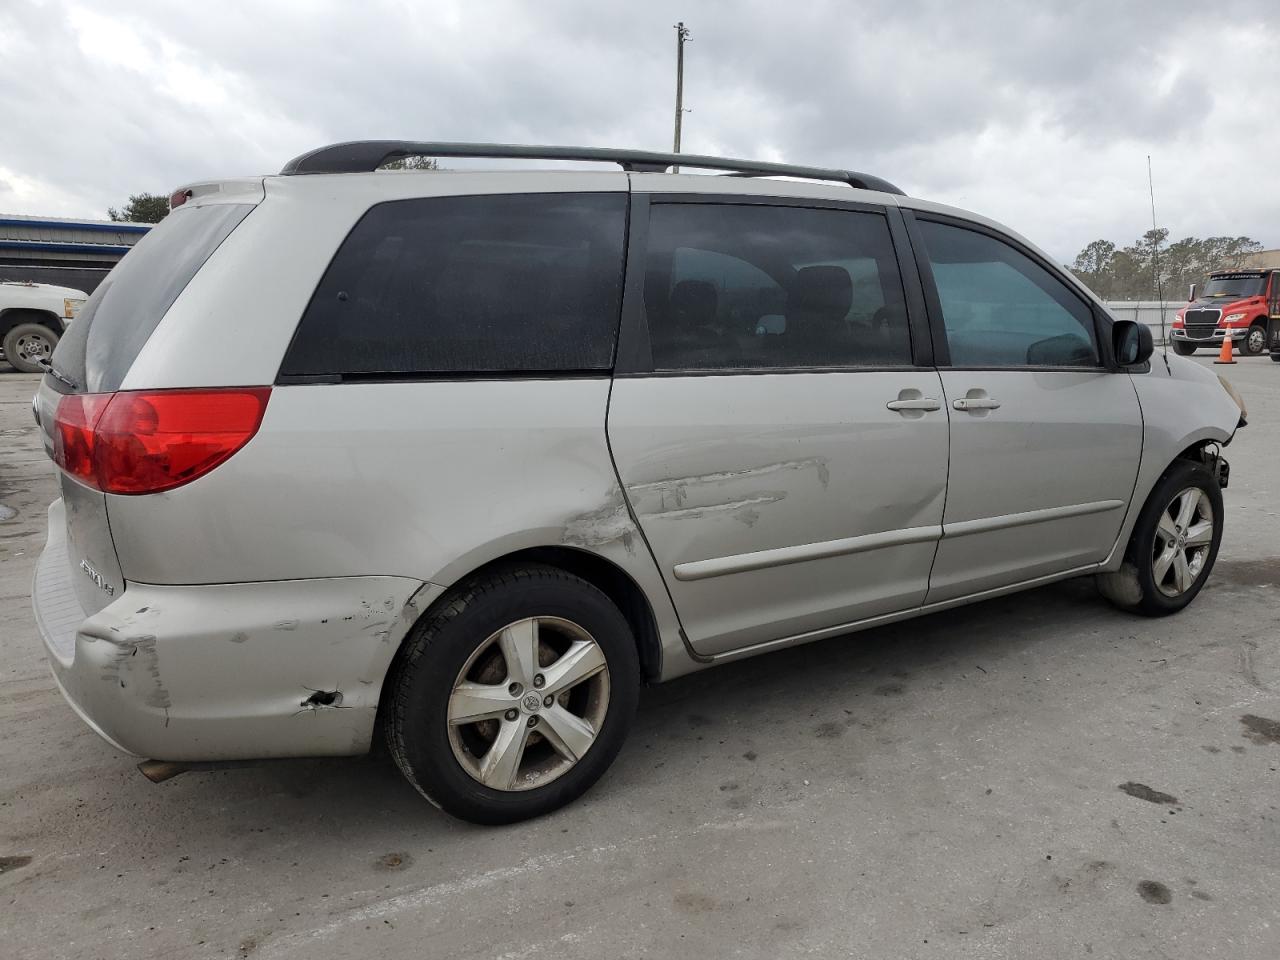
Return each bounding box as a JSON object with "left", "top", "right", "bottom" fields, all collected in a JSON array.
[
  {"left": 3, "top": 322, "right": 58, "bottom": 373},
  {"left": 1096, "top": 459, "right": 1222, "bottom": 616},
  {"left": 1243, "top": 323, "right": 1267, "bottom": 356},
  {"left": 1171, "top": 340, "right": 1196, "bottom": 356},
  {"left": 386, "top": 564, "right": 640, "bottom": 824}
]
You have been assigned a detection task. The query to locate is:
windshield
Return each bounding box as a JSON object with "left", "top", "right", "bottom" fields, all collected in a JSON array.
[{"left": 1201, "top": 274, "right": 1266, "bottom": 299}]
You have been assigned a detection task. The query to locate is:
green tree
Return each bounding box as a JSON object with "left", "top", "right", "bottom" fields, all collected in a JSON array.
[
  {"left": 1071, "top": 232, "right": 1265, "bottom": 300},
  {"left": 1070, "top": 239, "right": 1117, "bottom": 298},
  {"left": 379, "top": 156, "right": 440, "bottom": 170},
  {"left": 107, "top": 193, "right": 169, "bottom": 223},
  {"left": 1200, "top": 235, "right": 1262, "bottom": 270},
  {"left": 1107, "top": 249, "right": 1145, "bottom": 299}
]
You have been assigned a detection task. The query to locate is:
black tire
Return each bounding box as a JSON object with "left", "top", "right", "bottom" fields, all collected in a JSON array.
[
  {"left": 3, "top": 322, "right": 58, "bottom": 373},
  {"left": 385, "top": 563, "right": 640, "bottom": 824},
  {"left": 1096, "top": 459, "right": 1223, "bottom": 617},
  {"left": 1171, "top": 340, "right": 1196, "bottom": 356},
  {"left": 1242, "top": 323, "right": 1267, "bottom": 356},
  {"left": 1270, "top": 352, "right": 1280, "bottom": 363}
]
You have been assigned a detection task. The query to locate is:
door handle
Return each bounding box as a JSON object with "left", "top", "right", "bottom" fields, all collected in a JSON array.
[
  {"left": 886, "top": 398, "right": 942, "bottom": 412},
  {"left": 953, "top": 397, "right": 1001, "bottom": 411}
]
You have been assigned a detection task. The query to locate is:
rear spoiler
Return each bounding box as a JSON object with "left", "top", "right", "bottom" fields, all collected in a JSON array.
[{"left": 168, "top": 178, "right": 266, "bottom": 211}]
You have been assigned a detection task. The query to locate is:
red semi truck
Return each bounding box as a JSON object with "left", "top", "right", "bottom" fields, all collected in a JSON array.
[{"left": 1171, "top": 268, "right": 1280, "bottom": 357}]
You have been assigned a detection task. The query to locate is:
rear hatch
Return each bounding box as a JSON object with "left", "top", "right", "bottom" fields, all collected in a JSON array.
[{"left": 35, "top": 198, "right": 257, "bottom": 617}]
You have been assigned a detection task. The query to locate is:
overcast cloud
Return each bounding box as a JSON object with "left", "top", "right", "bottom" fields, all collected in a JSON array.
[{"left": 1, "top": 0, "right": 1275, "bottom": 261}]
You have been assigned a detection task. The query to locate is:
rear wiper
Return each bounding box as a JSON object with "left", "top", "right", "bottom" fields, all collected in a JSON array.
[{"left": 37, "top": 359, "right": 80, "bottom": 391}]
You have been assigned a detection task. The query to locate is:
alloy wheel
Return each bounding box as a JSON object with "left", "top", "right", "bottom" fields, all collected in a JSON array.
[
  {"left": 1151, "top": 486, "right": 1214, "bottom": 597},
  {"left": 447, "top": 616, "right": 610, "bottom": 792}
]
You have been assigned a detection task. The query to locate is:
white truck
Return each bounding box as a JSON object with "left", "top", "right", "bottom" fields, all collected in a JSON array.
[{"left": 0, "top": 280, "right": 87, "bottom": 373}]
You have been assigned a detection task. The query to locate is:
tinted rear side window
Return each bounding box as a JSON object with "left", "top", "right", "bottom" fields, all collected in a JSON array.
[
  {"left": 280, "top": 193, "right": 627, "bottom": 378},
  {"left": 641, "top": 203, "right": 912, "bottom": 370},
  {"left": 52, "top": 203, "right": 254, "bottom": 394}
]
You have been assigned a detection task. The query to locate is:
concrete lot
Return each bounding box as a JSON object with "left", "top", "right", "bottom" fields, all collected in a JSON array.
[{"left": 2, "top": 357, "right": 1278, "bottom": 960}]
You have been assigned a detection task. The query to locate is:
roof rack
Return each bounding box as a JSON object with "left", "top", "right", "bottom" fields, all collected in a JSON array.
[{"left": 278, "top": 141, "right": 905, "bottom": 196}]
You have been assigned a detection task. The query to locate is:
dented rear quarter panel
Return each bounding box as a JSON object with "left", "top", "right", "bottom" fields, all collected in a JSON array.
[{"left": 104, "top": 379, "right": 692, "bottom": 677}]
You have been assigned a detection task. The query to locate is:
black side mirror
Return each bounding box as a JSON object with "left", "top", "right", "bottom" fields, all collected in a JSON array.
[{"left": 1113, "top": 319, "right": 1154, "bottom": 366}]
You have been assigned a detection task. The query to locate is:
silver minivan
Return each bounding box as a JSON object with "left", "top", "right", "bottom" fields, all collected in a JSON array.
[{"left": 32, "top": 142, "right": 1246, "bottom": 823}]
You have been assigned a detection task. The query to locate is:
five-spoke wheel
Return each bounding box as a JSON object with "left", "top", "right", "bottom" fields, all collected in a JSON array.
[
  {"left": 1151, "top": 487, "right": 1214, "bottom": 598},
  {"left": 386, "top": 564, "right": 639, "bottom": 824},
  {"left": 447, "top": 616, "right": 610, "bottom": 792},
  {"left": 1097, "top": 458, "right": 1223, "bottom": 616}
]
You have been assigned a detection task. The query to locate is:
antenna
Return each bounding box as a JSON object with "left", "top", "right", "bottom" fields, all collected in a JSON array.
[{"left": 1148, "top": 155, "right": 1170, "bottom": 370}]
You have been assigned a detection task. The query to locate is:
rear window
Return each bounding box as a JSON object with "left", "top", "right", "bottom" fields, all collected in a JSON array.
[
  {"left": 51, "top": 203, "right": 254, "bottom": 394},
  {"left": 278, "top": 193, "right": 627, "bottom": 379}
]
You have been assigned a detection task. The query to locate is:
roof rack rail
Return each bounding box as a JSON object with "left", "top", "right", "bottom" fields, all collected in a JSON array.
[{"left": 278, "top": 141, "right": 905, "bottom": 196}]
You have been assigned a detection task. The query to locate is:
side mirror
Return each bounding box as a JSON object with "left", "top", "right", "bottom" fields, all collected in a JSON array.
[
  {"left": 1113, "top": 319, "right": 1154, "bottom": 366},
  {"left": 1189, "top": 282, "right": 1197, "bottom": 302}
]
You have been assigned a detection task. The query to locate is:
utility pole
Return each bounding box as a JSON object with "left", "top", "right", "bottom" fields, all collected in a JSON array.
[
  {"left": 672, "top": 21, "right": 691, "bottom": 172},
  {"left": 1147, "top": 154, "right": 1168, "bottom": 350}
]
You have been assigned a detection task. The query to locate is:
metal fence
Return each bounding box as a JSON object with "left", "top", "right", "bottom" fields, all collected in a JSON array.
[{"left": 1102, "top": 301, "right": 1178, "bottom": 343}]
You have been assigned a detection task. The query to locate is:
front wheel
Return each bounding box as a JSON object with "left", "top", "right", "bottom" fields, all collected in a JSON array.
[
  {"left": 1243, "top": 324, "right": 1267, "bottom": 356},
  {"left": 3, "top": 322, "right": 59, "bottom": 373},
  {"left": 1096, "top": 459, "right": 1222, "bottom": 617},
  {"left": 385, "top": 564, "right": 640, "bottom": 824},
  {"left": 1171, "top": 340, "right": 1196, "bottom": 356}
]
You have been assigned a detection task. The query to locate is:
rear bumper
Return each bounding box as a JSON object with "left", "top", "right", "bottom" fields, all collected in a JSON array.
[{"left": 33, "top": 499, "right": 433, "bottom": 762}]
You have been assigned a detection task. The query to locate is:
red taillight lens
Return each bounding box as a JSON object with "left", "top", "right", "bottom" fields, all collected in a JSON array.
[
  {"left": 52, "top": 393, "right": 112, "bottom": 487},
  {"left": 52, "top": 388, "right": 270, "bottom": 495}
]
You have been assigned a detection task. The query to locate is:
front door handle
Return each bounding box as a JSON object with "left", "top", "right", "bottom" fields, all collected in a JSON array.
[
  {"left": 886, "top": 398, "right": 942, "bottom": 412},
  {"left": 952, "top": 397, "right": 1001, "bottom": 411}
]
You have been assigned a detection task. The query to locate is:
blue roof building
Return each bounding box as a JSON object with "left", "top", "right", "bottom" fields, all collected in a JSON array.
[{"left": 0, "top": 214, "right": 151, "bottom": 293}]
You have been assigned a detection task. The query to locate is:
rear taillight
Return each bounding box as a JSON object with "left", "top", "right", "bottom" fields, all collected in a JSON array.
[{"left": 52, "top": 388, "right": 270, "bottom": 495}]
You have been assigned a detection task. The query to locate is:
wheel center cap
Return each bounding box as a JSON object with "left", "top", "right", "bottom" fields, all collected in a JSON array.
[{"left": 521, "top": 693, "right": 542, "bottom": 713}]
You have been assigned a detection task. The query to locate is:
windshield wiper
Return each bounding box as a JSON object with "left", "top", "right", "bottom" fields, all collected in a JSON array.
[{"left": 36, "top": 359, "right": 80, "bottom": 391}]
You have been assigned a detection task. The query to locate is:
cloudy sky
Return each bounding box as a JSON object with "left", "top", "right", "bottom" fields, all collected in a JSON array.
[{"left": 1, "top": 0, "right": 1276, "bottom": 262}]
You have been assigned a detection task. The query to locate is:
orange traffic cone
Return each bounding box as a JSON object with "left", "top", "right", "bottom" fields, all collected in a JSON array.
[{"left": 1213, "top": 334, "right": 1236, "bottom": 365}]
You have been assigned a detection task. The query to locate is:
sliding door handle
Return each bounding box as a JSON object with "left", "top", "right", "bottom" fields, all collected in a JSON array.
[
  {"left": 953, "top": 397, "right": 1001, "bottom": 411},
  {"left": 886, "top": 398, "right": 942, "bottom": 412}
]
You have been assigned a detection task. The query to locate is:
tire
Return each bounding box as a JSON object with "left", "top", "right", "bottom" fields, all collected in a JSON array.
[
  {"left": 385, "top": 563, "right": 640, "bottom": 824},
  {"left": 1271, "top": 352, "right": 1280, "bottom": 363},
  {"left": 1171, "top": 340, "right": 1196, "bottom": 356},
  {"left": 1242, "top": 323, "right": 1267, "bottom": 356},
  {"left": 3, "top": 322, "right": 58, "bottom": 373},
  {"left": 1096, "top": 459, "right": 1223, "bottom": 617}
]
